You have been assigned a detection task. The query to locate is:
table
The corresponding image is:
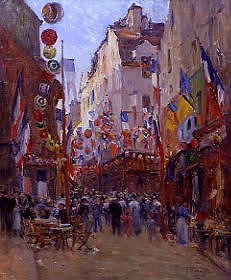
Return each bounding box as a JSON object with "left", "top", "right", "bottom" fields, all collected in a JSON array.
[{"left": 49, "top": 226, "right": 72, "bottom": 251}]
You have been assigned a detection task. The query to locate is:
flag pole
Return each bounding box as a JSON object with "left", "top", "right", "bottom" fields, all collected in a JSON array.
[{"left": 61, "top": 40, "right": 70, "bottom": 214}]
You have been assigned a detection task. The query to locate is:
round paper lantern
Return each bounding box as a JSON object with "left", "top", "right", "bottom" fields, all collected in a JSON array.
[
  {"left": 34, "top": 95, "right": 48, "bottom": 111},
  {"left": 108, "top": 133, "right": 115, "bottom": 140},
  {"left": 40, "top": 129, "right": 49, "bottom": 139},
  {"left": 84, "top": 129, "right": 92, "bottom": 138},
  {"left": 41, "top": 29, "right": 57, "bottom": 46},
  {"left": 85, "top": 146, "right": 91, "bottom": 155},
  {"left": 36, "top": 121, "right": 46, "bottom": 129},
  {"left": 190, "top": 138, "right": 199, "bottom": 149},
  {"left": 94, "top": 119, "right": 100, "bottom": 126},
  {"left": 46, "top": 59, "right": 60, "bottom": 74},
  {"left": 42, "top": 2, "right": 64, "bottom": 24},
  {"left": 43, "top": 45, "right": 57, "bottom": 59},
  {"left": 76, "top": 141, "right": 83, "bottom": 150},
  {"left": 33, "top": 110, "right": 45, "bottom": 122},
  {"left": 46, "top": 139, "right": 55, "bottom": 151}
]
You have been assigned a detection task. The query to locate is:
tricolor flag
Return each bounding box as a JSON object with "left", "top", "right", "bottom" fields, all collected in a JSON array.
[
  {"left": 11, "top": 71, "right": 25, "bottom": 139},
  {"left": 201, "top": 46, "right": 225, "bottom": 110}
]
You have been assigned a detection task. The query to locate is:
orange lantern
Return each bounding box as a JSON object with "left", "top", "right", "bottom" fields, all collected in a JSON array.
[
  {"left": 85, "top": 146, "right": 91, "bottom": 155},
  {"left": 108, "top": 133, "right": 115, "bottom": 140},
  {"left": 94, "top": 119, "right": 100, "bottom": 126},
  {"left": 76, "top": 141, "right": 83, "bottom": 150},
  {"left": 84, "top": 129, "right": 92, "bottom": 138}
]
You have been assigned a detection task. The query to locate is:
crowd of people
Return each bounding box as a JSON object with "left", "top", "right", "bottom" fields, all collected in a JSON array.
[{"left": 0, "top": 188, "right": 191, "bottom": 246}]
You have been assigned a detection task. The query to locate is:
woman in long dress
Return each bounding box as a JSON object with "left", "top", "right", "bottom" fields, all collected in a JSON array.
[{"left": 176, "top": 203, "right": 189, "bottom": 245}]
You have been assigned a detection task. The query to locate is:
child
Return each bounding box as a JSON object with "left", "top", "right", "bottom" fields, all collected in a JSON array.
[
  {"left": 146, "top": 212, "right": 155, "bottom": 242},
  {"left": 122, "top": 209, "right": 132, "bottom": 237}
]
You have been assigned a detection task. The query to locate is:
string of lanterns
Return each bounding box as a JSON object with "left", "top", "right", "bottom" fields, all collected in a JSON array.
[{"left": 33, "top": 2, "right": 64, "bottom": 152}]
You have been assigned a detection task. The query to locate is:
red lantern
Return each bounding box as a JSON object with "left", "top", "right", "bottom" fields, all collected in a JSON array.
[
  {"left": 41, "top": 29, "right": 58, "bottom": 46},
  {"left": 84, "top": 129, "right": 92, "bottom": 138},
  {"left": 34, "top": 110, "right": 45, "bottom": 122},
  {"left": 190, "top": 138, "right": 199, "bottom": 149},
  {"left": 85, "top": 146, "right": 91, "bottom": 155},
  {"left": 39, "top": 129, "right": 49, "bottom": 139},
  {"left": 76, "top": 141, "right": 83, "bottom": 150}
]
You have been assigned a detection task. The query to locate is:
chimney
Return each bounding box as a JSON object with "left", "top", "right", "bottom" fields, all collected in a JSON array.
[{"left": 127, "top": 3, "right": 142, "bottom": 33}]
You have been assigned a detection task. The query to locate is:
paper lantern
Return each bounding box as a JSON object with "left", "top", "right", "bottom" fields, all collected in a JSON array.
[
  {"left": 91, "top": 139, "right": 96, "bottom": 148},
  {"left": 94, "top": 119, "right": 100, "bottom": 126},
  {"left": 84, "top": 129, "right": 92, "bottom": 138},
  {"left": 34, "top": 95, "right": 48, "bottom": 111},
  {"left": 43, "top": 46, "right": 57, "bottom": 59},
  {"left": 46, "top": 59, "right": 60, "bottom": 74},
  {"left": 41, "top": 29, "right": 57, "bottom": 46},
  {"left": 108, "top": 133, "right": 115, "bottom": 140},
  {"left": 33, "top": 110, "right": 45, "bottom": 122},
  {"left": 76, "top": 141, "right": 83, "bottom": 150},
  {"left": 85, "top": 147, "right": 91, "bottom": 155},
  {"left": 42, "top": 2, "right": 64, "bottom": 24},
  {"left": 46, "top": 139, "right": 55, "bottom": 151},
  {"left": 40, "top": 129, "right": 49, "bottom": 139},
  {"left": 190, "top": 138, "right": 199, "bottom": 149},
  {"left": 36, "top": 121, "right": 46, "bottom": 129}
]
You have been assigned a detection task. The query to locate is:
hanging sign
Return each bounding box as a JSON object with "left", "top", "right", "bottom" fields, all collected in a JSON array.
[
  {"left": 42, "top": 2, "right": 64, "bottom": 24},
  {"left": 41, "top": 29, "right": 58, "bottom": 46},
  {"left": 43, "top": 46, "right": 57, "bottom": 59}
]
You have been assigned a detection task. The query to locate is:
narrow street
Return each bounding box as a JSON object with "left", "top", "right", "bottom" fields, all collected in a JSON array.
[{"left": 34, "top": 231, "right": 230, "bottom": 280}]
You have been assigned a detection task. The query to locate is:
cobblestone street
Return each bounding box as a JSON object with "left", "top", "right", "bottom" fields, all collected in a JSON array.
[{"left": 34, "top": 230, "right": 230, "bottom": 280}]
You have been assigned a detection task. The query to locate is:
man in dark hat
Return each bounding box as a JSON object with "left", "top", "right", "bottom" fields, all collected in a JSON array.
[{"left": 109, "top": 197, "right": 122, "bottom": 235}]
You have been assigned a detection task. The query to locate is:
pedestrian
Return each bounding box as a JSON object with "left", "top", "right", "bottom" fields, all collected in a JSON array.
[
  {"left": 176, "top": 202, "right": 189, "bottom": 245},
  {"left": 122, "top": 208, "right": 132, "bottom": 237},
  {"left": 57, "top": 203, "right": 69, "bottom": 224},
  {"left": 102, "top": 197, "right": 110, "bottom": 226},
  {"left": 146, "top": 212, "right": 155, "bottom": 242},
  {"left": 92, "top": 198, "right": 103, "bottom": 233},
  {"left": 129, "top": 195, "right": 142, "bottom": 236},
  {"left": 109, "top": 197, "right": 122, "bottom": 235},
  {"left": 78, "top": 198, "right": 90, "bottom": 230}
]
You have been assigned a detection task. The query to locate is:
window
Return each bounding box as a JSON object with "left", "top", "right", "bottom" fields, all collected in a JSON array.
[
  {"left": 194, "top": 116, "right": 197, "bottom": 127},
  {"left": 168, "top": 49, "right": 172, "bottom": 74},
  {"left": 142, "top": 95, "right": 151, "bottom": 112},
  {"left": 187, "top": 119, "right": 191, "bottom": 130},
  {"left": 170, "top": 10, "right": 174, "bottom": 30},
  {"left": 90, "top": 89, "right": 95, "bottom": 105}
]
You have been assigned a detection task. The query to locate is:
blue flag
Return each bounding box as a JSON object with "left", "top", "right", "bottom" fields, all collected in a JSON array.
[
  {"left": 120, "top": 111, "right": 128, "bottom": 122},
  {"left": 180, "top": 68, "right": 191, "bottom": 96},
  {"left": 151, "top": 59, "right": 157, "bottom": 73}
]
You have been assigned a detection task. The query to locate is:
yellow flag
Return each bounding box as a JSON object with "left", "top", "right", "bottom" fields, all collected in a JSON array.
[
  {"left": 166, "top": 111, "right": 177, "bottom": 131},
  {"left": 176, "top": 95, "right": 194, "bottom": 123}
]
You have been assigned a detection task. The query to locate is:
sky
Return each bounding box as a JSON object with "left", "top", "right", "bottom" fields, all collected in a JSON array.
[{"left": 26, "top": 0, "right": 169, "bottom": 102}]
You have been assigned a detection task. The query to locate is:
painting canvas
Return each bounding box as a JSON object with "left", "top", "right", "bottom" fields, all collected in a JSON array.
[{"left": 0, "top": 0, "right": 230, "bottom": 279}]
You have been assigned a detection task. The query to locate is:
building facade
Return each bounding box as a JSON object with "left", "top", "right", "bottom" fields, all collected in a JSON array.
[
  {"left": 0, "top": 1, "right": 63, "bottom": 197},
  {"left": 159, "top": 0, "right": 231, "bottom": 215},
  {"left": 77, "top": 4, "right": 164, "bottom": 192}
]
